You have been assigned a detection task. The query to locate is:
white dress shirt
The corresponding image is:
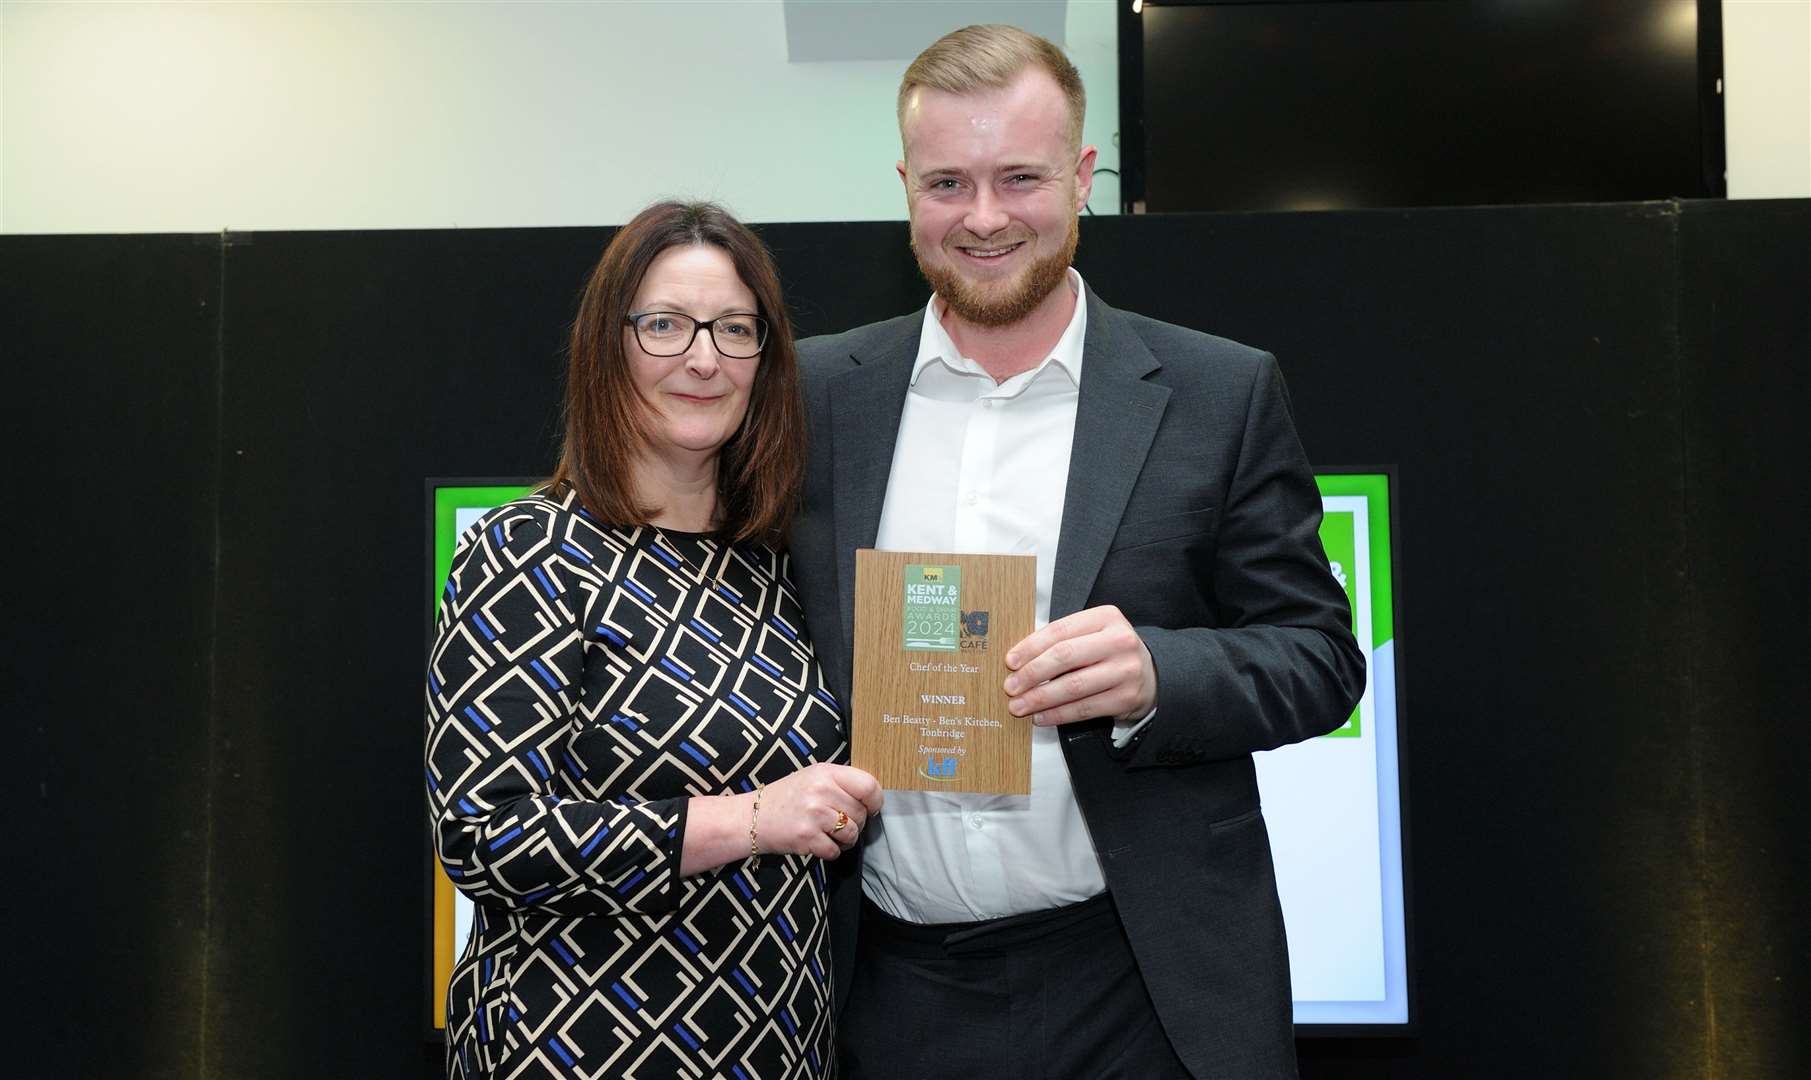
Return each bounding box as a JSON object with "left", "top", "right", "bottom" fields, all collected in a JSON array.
[{"left": 862, "top": 269, "right": 1112, "bottom": 924}]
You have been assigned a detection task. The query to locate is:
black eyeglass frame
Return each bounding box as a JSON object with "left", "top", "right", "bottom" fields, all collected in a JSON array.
[{"left": 623, "top": 311, "right": 770, "bottom": 359}]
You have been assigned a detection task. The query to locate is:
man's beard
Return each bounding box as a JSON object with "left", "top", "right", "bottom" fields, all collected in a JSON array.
[{"left": 912, "top": 215, "right": 1079, "bottom": 328}]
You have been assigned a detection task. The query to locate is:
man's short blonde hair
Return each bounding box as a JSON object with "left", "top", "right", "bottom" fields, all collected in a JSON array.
[{"left": 897, "top": 24, "right": 1086, "bottom": 153}]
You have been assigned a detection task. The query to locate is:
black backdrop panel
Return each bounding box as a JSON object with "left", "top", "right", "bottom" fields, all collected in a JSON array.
[
  {"left": 6, "top": 202, "right": 1807, "bottom": 1079},
  {"left": 209, "top": 228, "right": 601, "bottom": 1077},
  {"left": 1678, "top": 200, "right": 1811, "bottom": 1080},
  {"left": 1078, "top": 205, "right": 1700, "bottom": 1078},
  {"left": 3, "top": 235, "right": 221, "bottom": 1079}
]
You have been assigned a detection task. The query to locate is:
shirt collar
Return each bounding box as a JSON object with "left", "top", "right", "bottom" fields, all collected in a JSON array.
[{"left": 911, "top": 268, "right": 1088, "bottom": 388}]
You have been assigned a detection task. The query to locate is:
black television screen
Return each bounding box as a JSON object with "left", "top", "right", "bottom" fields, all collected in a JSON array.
[{"left": 1123, "top": 0, "right": 1722, "bottom": 212}]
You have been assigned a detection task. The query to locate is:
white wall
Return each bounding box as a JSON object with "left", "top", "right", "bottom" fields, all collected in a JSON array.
[
  {"left": 1723, "top": 0, "right": 1811, "bottom": 198},
  {"left": 0, "top": 1, "right": 1802, "bottom": 234},
  {"left": 0, "top": 0, "right": 7, "bottom": 230},
  {"left": 0, "top": 0, "right": 1120, "bottom": 233}
]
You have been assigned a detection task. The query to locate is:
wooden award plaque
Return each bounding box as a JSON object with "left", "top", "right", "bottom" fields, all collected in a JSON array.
[{"left": 850, "top": 549, "right": 1036, "bottom": 794}]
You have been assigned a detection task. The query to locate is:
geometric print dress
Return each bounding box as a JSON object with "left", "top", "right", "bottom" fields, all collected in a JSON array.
[{"left": 425, "top": 487, "right": 846, "bottom": 1079}]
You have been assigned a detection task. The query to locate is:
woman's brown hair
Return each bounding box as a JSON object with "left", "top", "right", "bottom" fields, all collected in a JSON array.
[{"left": 549, "top": 200, "right": 804, "bottom": 546}]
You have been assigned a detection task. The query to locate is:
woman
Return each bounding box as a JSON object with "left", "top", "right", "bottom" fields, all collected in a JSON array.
[{"left": 426, "top": 201, "right": 880, "bottom": 1079}]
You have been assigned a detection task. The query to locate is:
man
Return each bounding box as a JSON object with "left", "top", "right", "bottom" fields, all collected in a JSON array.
[{"left": 789, "top": 24, "right": 1366, "bottom": 1080}]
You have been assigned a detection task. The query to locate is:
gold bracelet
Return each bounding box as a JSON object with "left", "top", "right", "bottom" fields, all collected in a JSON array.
[{"left": 748, "top": 781, "right": 763, "bottom": 871}]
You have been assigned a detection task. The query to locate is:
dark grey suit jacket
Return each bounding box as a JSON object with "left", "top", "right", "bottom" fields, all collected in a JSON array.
[{"left": 790, "top": 287, "right": 1367, "bottom": 1080}]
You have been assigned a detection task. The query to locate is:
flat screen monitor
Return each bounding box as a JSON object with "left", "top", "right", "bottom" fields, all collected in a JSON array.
[
  {"left": 1265, "top": 469, "right": 1411, "bottom": 1028},
  {"left": 1122, "top": 0, "right": 1721, "bottom": 212},
  {"left": 423, "top": 471, "right": 1413, "bottom": 1031},
  {"left": 423, "top": 479, "right": 540, "bottom": 1033}
]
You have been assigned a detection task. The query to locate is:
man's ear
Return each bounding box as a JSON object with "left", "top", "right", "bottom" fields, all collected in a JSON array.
[
  {"left": 1073, "top": 145, "right": 1098, "bottom": 214},
  {"left": 897, "top": 160, "right": 909, "bottom": 192}
]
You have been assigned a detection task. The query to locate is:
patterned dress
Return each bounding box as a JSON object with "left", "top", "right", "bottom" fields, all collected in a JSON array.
[{"left": 426, "top": 488, "right": 845, "bottom": 1079}]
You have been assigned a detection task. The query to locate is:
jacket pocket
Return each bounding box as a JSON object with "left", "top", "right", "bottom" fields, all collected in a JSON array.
[
  {"left": 1107, "top": 507, "right": 1215, "bottom": 554},
  {"left": 1207, "top": 806, "right": 1263, "bottom": 833}
]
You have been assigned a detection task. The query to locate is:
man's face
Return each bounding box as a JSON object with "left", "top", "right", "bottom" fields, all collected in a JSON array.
[{"left": 898, "top": 70, "right": 1095, "bottom": 328}]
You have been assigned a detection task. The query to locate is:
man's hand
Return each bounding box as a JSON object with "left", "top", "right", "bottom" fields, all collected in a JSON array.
[{"left": 1002, "top": 605, "right": 1157, "bottom": 726}]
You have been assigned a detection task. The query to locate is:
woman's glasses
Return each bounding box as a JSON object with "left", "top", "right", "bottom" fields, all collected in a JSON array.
[{"left": 625, "top": 311, "right": 768, "bottom": 358}]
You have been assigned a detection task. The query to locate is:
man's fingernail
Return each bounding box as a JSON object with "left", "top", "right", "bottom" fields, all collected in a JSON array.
[{"left": 1005, "top": 652, "right": 1019, "bottom": 667}]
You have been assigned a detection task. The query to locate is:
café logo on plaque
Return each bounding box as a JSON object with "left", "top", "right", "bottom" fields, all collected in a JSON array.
[
  {"left": 960, "top": 609, "right": 989, "bottom": 650},
  {"left": 902, "top": 564, "right": 961, "bottom": 652}
]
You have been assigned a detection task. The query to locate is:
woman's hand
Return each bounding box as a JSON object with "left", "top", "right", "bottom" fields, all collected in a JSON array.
[
  {"left": 680, "top": 763, "right": 883, "bottom": 875},
  {"left": 756, "top": 763, "right": 885, "bottom": 860}
]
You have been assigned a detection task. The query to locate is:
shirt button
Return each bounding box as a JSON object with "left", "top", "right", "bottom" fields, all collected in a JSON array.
[
  {"left": 968, "top": 815, "right": 985, "bottom": 830},
  {"left": 965, "top": 492, "right": 979, "bottom": 506},
  {"left": 982, "top": 399, "right": 996, "bottom": 409}
]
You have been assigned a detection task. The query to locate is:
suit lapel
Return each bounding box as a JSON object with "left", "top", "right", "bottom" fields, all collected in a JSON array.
[
  {"left": 1051, "top": 290, "right": 1170, "bottom": 620},
  {"left": 828, "top": 329, "right": 918, "bottom": 654}
]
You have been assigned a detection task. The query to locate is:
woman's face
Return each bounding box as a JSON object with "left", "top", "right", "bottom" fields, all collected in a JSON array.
[{"left": 625, "top": 244, "right": 761, "bottom": 468}]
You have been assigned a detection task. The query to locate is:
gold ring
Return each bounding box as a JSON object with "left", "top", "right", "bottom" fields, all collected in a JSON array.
[{"left": 832, "top": 809, "right": 850, "bottom": 833}]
